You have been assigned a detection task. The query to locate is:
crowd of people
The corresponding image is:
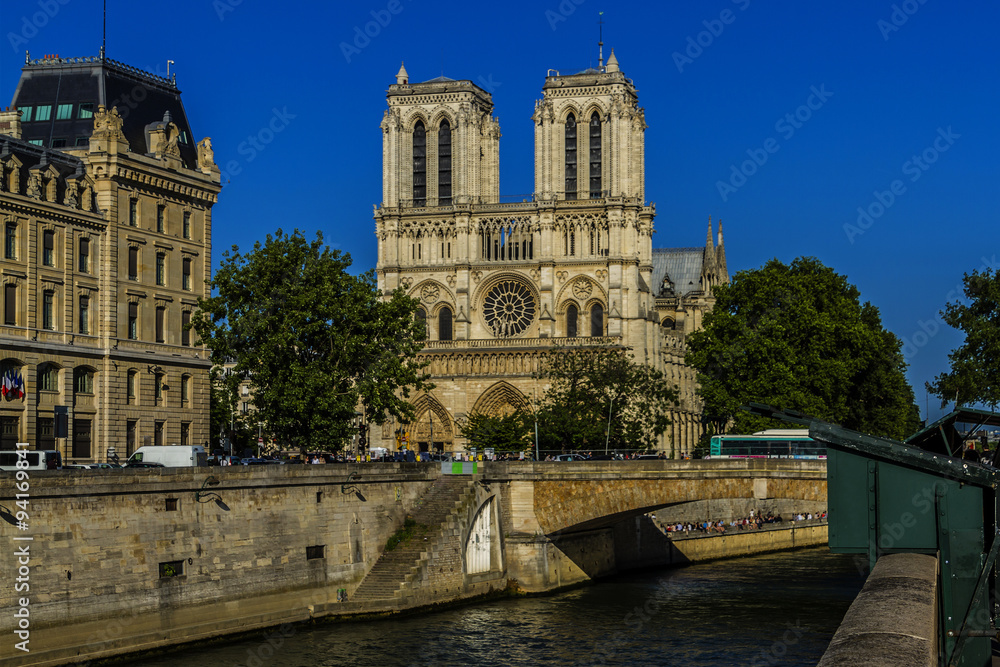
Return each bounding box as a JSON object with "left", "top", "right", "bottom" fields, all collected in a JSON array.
[{"left": 659, "top": 509, "right": 828, "bottom": 536}]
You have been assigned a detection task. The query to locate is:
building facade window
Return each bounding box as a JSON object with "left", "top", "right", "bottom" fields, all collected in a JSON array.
[
  {"left": 42, "top": 230, "right": 54, "bottom": 266},
  {"left": 72, "top": 418, "right": 91, "bottom": 459},
  {"left": 78, "top": 295, "right": 89, "bottom": 335},
  {"left": 78, "top": 237, "right": 90, "bottom": 273},
  {"left": 128, "top": 302, "right": 138, "bottom": 340},
  {"left": 4, "top": 284, "right": 15, "bottom": 326},
  {"left": 565, "top": 113, "right": 577, "bottom": 199},
  {"left": 156, "top": 253, "right": 165, "bottom": 286},
  {"left": 590, "top": 304, "right": 604, "bottom": 337},
  {"left": 39, "top": 364, "right": 58, "bottom": 392},
  {"left": 412, "top": 121, "right": 426, "bottom": 206},
  {"left": 129, "top": 199, "right": 138, "bottom": 226},
  {"left": 155, "top": 306, "right": 165, "bottom": 343},
  {"left": 181, "top": 311, "right": 191, "bottom": 346},
  {"left": 154, "top": 420, "right": 164, "bottom": 446},
  {"left": 56, "top": 104, "right": 73, "bottom": 120},
  {"left": 438, "top": 119, "right": 452, "bottom": 205},
  {"left": 156, "top": 204, "right": 165, "bottom": 233},
  {"left": 34, "top": 105, "right": 51, "bottom": 122},
  {"left": 438, "top": 306, "right": 452, "bottom": 341},
  {"left": 566, "top": 304, "right": 578, "bottom": 338},
  {"left": 415, "top": 308, "right": 427, "bottom": 340},
  {"left": 154, "top": 374, "right": 164, "bottom": 405},
  {"left": 37, "top": 417, "right": 55, "bottom": 450},
  {"left": 128, "top": 247, "right": 138, "bottom": 281},
  {"left": 127, "top": 369, "right": 137, "bottom": 404},
  {"left": 181, "top": 422, "right": 190, "bottom": 448},
  {"left": 182, "top": 258, "right": 191, "bottom": 290},
  {"left": 78, "top": 103, "right": 94, "bottom": 119},
  {"left": 126, "top": 419, "right": 137, "bottom": 456},
  {"left": 4, "top": 223, "right": 15, "bottom": 259},
  {"left": 589, "top": 112, "right": 602, "bottom": 198},
  {"left": 42, "top": 290, "right": 54, "bottom": 330},
  {"left": 183, "top": 212, "right": 191, "bottom": 239},
  {"left": 74, "top": 368, "right": 94, "bottom": 394},
  {"left": 181, "top": 374, "right": 191, "bottom": 406}
]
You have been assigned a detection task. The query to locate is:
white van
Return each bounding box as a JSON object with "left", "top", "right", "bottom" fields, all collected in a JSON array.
[
  {"left": 0, "top": 449, "right": 62, "bottom": 471},
  {"left": 126, "top": 445, "right": 207, "bottom": 468}
]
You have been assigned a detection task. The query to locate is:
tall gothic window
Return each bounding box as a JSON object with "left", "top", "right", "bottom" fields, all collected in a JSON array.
[
  {"left": 590, "top": 304, "right": 604, "bottom": 337},
  {"left": 415, "top": 308, "right": 427, "bottom": 340},
  {"left": 589, "top": 112, "right": 602, "bottom": 198},
  {"left": 566, "top": 304, "right": 578, "bottom": 338},
  {"left": 565, "top": 114, "right": 577, "bottom": 199},
  {"left": 412, "top": 121, "right": 427, "bottom": 206},
  {"left": 438, "top": 306, "right": 453, "bottom": 341},
  {"left": 438, "top": 119, "right": 452, "bottom": 205}
]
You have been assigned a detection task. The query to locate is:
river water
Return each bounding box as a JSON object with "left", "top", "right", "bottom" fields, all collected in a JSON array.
[{"left": 125, "top": 547, "right": 865, "bottom": 667}]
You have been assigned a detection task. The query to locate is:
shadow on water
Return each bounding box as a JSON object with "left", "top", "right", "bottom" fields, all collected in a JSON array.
[{"left": 121, "top": 547, "right": 864, "bottom": 667}]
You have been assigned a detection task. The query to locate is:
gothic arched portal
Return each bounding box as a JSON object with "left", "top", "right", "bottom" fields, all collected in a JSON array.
[
  {"left": 472, "top": 381, "right": 530, "bottom": 417},
  {"left": 410, "top": 394, "right": 454, "bottom": 453}
]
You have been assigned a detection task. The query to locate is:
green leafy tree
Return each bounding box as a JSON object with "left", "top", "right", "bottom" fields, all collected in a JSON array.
[
  {"left": 191, "top": 229, "right": 430, "bottom": 452},
  {"left": 534, "top": 347, "right": 678, "bottom": 452},
  {"left": 686, "top": 257, "right": 919, "bottom": 440},
  {"left": 927, "top": 268, "right": 1000, "bottom": 410},
  {"left": 458, "top": 410, "right": 532, "bottom": 453}
]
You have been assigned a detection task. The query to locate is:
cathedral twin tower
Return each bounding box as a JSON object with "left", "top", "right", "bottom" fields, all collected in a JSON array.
[{"left": 373, "top": 51, "right": 725, "bottom": 456}]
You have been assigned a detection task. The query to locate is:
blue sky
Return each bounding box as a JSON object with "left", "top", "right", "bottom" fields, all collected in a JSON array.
[{"left": 2, "top": 0, "right": 997, "bottom": 422}]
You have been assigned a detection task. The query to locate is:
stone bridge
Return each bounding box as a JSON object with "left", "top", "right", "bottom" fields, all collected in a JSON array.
[{"left": 482, "top": 459, "right": 827, "bottom": 590}]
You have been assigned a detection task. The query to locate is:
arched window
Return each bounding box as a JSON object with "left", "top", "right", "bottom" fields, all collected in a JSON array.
[
  {"left": 74, "top": 367, "right": 94, "bottom": 394},
  {"left": 438, "top": 120, "right": 452, "bottom": 205},
  {"left": 565, "top": 114, "right": 577, "bottom": 199},
  {"left": 661, "top": 318, "right": 675, "bottom": 331},
  {"left": 438, "top": 306, "right": 453, "bottom": 341},
  {"left": 589, "top": 112, "right": 602, "bottom": 198},
  {"left": 413, "top": 121, "right": 426, "bottom": 206},
  {"left": 38, "top": 363, "right": 59, "bottom": 392},
  {"left": 590, "top": 304, "right": 604, "bottom": 337},
  {"left": 566, "top": 304, "right": 578, "bottom": 338},
  {"left": 415, "top": 308, "right": 427, "bottom": 340}
]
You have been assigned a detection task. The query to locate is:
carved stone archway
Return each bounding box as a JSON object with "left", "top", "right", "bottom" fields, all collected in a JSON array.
[{"left": 410, "top": 394, "right": 454, "bottom": 452}]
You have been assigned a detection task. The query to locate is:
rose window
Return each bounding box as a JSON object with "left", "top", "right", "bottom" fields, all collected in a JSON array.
[{"left": 482, "top": 279, "right": 536, "bottom": 338}]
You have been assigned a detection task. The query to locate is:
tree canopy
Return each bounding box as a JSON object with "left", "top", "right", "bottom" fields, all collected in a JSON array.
[
  {"left": 533, "top": 347, "right": 679, "bottom": 453},
  {"left": 191, "top": 229, "right": 430, "bottom": 451},
  {"left": 686, "top": 257, "right": 920, "bottom": 440},
  {"left": 458, "top": 410, "right": 533, "bottom": 453},
  {"left": 927, "top": 268, "right": 1000, "bottom": 410}
]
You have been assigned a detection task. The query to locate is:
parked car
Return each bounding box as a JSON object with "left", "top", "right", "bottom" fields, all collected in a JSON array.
[
  {"left": 124, "top": 461, "right": 166, "bottom": 469},
  {"left": 553, "top": 454, "right": 587, "bottom": 461}
]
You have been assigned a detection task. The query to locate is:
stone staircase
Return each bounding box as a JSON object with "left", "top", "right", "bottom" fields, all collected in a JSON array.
[{"left": 351, "top": 476, "right": 475, "bottom": 603}]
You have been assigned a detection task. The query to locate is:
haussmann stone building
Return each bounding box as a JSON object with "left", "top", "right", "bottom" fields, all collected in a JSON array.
[
  {"left": 371, "top": 50, "right": 728, "bottom": 458},
  {"left": 0, "top": 52, "right": 220, "bottom": 461}
]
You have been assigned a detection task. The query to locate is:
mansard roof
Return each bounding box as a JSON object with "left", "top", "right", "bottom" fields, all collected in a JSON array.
[
  {"left": 652, "top": 247, "right": 705, "bottom": 297},
  {"left": 10, "top": 54, "right": 198, "bottom": 169}
]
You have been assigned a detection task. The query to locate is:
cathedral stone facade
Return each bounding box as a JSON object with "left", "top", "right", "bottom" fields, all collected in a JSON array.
[
  {"left": 0, "top": 54, "right": 220, "bottom": 461},
  {"left": 372, "top": 52, "right": 728, "bottom": 458}
]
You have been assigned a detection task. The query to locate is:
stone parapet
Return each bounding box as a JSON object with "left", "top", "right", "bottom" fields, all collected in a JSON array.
[{"left": 817, "top": 552, "right": 938, "bottom": 667}]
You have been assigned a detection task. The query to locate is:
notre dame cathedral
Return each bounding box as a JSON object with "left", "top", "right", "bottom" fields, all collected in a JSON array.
[{"left": 371, "top": 50, "right": 727, "bottom": 458}]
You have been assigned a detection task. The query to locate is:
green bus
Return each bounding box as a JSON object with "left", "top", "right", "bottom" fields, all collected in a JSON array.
[{"left": 708, "top": 429, "right": 825, "bottom": 459}]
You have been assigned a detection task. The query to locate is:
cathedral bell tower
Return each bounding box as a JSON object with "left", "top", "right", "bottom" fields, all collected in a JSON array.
[
  {"left": 380, "top": 63, "right": 501, "bottom": 208},
  {"left": 532, "top": 50, "right": 646, "bottom": 201}
]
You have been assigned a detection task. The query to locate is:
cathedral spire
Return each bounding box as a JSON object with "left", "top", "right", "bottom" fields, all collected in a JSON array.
[{"left": 705, "top": 216, "right": 715, "bottom": 254}]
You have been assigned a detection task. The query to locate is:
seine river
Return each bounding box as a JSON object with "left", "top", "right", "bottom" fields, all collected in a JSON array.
[{"left": 125, "top": 548, "right": 864, "bottom": 667}]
